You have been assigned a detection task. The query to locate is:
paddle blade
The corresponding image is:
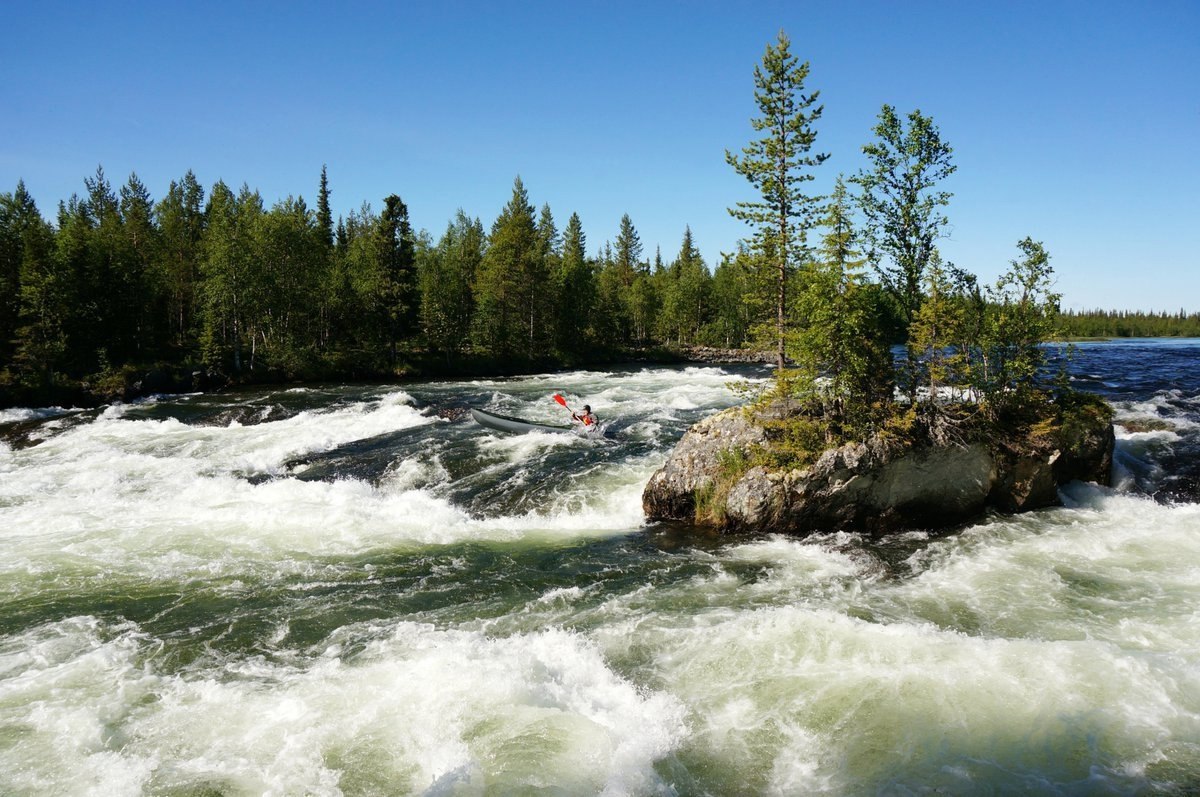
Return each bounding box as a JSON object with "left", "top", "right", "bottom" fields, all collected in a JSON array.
[{"left": 552, "top": 393, "right": 569, "bottom": 407}]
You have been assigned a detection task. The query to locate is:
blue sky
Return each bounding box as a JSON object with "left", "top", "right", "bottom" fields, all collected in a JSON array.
[{"left": 2, "top": 1, "right": 1197, "bottom": 311}]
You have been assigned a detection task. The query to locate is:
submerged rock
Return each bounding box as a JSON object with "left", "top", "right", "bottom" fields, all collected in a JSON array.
[{"left": 643, "top": 397, "right": 1115, "bottom": 536}]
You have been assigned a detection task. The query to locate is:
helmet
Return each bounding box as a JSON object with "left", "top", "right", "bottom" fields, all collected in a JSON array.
[{"left": 583, "top": 405, "right": 591, "bottom": 412}]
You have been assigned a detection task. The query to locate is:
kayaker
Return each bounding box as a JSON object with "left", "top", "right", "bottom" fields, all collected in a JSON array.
[{"left": 572, "top": 404, "right": 597, "bottom": 428}]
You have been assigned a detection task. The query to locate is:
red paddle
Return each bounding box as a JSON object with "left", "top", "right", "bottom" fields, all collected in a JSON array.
[{"left": 552, "top": 393, "right": 572, "bottom": 413}]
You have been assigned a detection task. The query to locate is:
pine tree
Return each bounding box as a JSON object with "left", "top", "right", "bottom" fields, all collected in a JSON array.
[{"left": 726, "top": 30, "right": 828, "bottom": 370}]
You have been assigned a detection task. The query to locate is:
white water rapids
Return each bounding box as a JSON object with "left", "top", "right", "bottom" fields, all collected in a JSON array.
[{"left": 1, "top": 359, "right": 1199, "bottom": 795}]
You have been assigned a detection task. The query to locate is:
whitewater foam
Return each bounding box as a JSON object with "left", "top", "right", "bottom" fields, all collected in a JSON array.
[{"left": 0, "top": 616, "right": 687, "bottom": 795}]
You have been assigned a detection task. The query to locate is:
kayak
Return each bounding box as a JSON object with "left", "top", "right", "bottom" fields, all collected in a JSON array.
[{"left": 470, "top": 407, "right": 576, "bottom": 435}]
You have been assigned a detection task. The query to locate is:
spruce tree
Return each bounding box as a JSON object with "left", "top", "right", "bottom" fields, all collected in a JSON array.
[
  {"left": 0, "top": 186, "right": 24, "bottom": 365},
  {"left": 378, "top": 194, "right": 417, "bottom": 365},
  {"left": 119, "top": 173, "right": 160, "bottom": 357},
  {"left": 662, "top": 227, "right": 710, "bottom": 345},
  {"left": 317, "top": 165, "right": 333, "bottom": 249},
  {"left": 472, "top": 177, "right": 545, "bottom": 358},
  {"left": 555, "top": 212, "right": 592, "bottom": 356}
]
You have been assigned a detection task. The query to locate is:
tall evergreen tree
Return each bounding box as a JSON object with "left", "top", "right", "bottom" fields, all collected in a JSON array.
[
  {"left": 661, "top": 226, "right": 711, "bottom": 344},
  {"left": 472, "top": 177, "right": 548, "bottom": 358},
  {"left": 726, "top": 30, "right": 828, "bottom": 369},
  {"left": 613, "top": 213, "right": 642, "bottom": 288},
  {"left": 555, "top": 212, "right": 593, "bottom": 356},
  {"left": 613, "top": 214, "right": 649, "bottom": 342},
  {"left": 119, "top": 173, "right": 160, "bottom": 356},
  {"left": 154, "top": 171, "right": 205, "bottom": 348},
  {"left": 378, "top": 194, "right": 417, "bottom": 365},
  {"left": 317, "top": 165, "right": 333, "bottom": 249},
  {"left": 0, "top": 186, "right": 25, "bottom": 363},
  {"left": 2, "top": 183, "right": 61, "bottom": 383},
  {"left": 591, "top": 242, "right": 625, "bottom": 348}
]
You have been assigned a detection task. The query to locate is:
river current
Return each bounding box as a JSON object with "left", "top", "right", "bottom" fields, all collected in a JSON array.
[{"left": 1, "top": 340, "right": 1199, "bottom": 795}]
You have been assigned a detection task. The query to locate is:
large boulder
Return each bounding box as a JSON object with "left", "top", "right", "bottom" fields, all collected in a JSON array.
[
  {"left": 643, "top": 400, "right": 1115, "bottom": 536},
  {"left": 641, "top": 409, "right": 768, "bottom": 522}
]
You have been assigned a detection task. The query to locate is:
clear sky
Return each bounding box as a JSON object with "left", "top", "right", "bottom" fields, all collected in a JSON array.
[{"left": 2, "top": 1, "right": 1197, "bottom": 311}]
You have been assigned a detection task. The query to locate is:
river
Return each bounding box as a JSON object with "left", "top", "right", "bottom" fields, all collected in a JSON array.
[{"left": 1, "top": 341, "right": 1199, "bottom": 795}]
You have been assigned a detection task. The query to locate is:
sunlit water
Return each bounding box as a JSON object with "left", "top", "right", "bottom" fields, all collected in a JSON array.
[{"left": 2, "top": 344, "right": 1200, "bottom": 796}]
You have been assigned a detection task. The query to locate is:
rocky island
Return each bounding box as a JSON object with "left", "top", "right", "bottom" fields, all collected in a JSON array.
[{"left": 644, "top": 392, "right": 1114, "bottom": 536}]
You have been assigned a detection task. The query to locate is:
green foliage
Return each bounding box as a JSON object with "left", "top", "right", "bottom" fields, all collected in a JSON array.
[
  {"left": 316, "top": 165, "right": 333, "bottom": 249},
  {"left": 795, "top": 177, "right": 893, "bottom": 438},
  {"left": 701, "top": 251, "right": 754, "bottom": 348},
  {"left": 1058, "top": 308, "right": 1200, "bottom": 338},
  {"left": 154, "top": 170, "right": 205, "bottom": 348},
  {"left": 613, "top": 213, "right": 642, "bottom": 288},
  {"left": 726, "top": 29, "right": 829, "bottom": 368},
  {"left": 420, "top": 211, "right": 483, "bottom": 358},
  {"left": 0, "top": 89, "right": 1135, "bottom": 418},
  {"left": 657, "top": 227, "right": 712, "bottom": 345},
  {"left": 693, "top": 446, "right": 755, "bottom": 525},
  {"left": 978, "top": 237, "right": 1061, "bottom": 416},
  {"left": 472, "top": 177, "right": 553, "bottom": 359},
  {"left": 852, "top": 105, "right": 956, "bottom": 330},
  {"left": 554, "top": 212, "right": 594, "bottom": 357}
]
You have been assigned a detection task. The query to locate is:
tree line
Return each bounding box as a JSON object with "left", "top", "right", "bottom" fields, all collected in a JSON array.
[
  {"left": 1058, "top": 309, "right": 1200, "bottom": 339},
  {"left": 0, "top": 167, "right": 766, "bottom": 404}
]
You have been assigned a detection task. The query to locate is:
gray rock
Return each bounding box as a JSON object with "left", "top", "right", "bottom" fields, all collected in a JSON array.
[
  {"left": 641, "top": 409, "right": 767, "bottom": 522},
  {"left": 643, "top": 401, "right": 1115, "bottom": 536}
]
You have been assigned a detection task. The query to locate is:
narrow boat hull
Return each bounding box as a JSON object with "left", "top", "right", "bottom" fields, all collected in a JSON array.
[{"left": 470, "top": 407, "right": 574, "bottom": 435}]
